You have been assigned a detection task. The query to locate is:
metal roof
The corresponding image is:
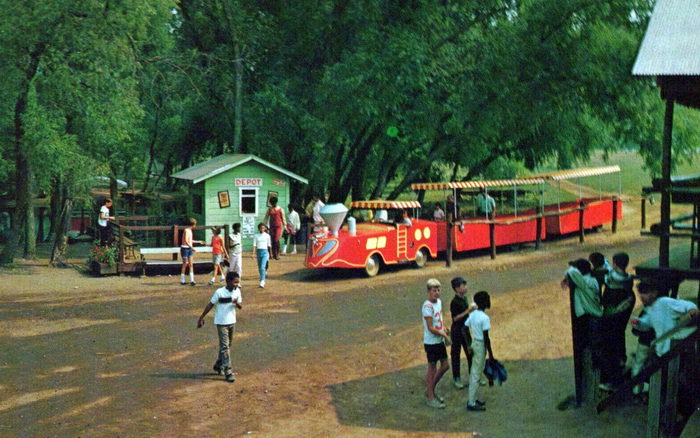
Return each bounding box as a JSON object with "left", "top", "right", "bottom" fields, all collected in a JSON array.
[
  {"left": 632, "top": 0, "right": 700, "bottom": 76},
  {"left": 171, "top": 154, "right": 309, "bottom": 185},
  {"left": 529, "top": 165, "right": 621, "bottom": 181},
  {"left": 350, "top": 200, "right": 422, "bottom": 209},
  {"left": 411, "top": 178, "right": 545, "bottom": 191}
]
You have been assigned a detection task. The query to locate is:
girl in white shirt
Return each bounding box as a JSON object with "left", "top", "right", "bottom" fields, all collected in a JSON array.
[{"left": 252, "top": 223, "right": 272, "bottom": 288}]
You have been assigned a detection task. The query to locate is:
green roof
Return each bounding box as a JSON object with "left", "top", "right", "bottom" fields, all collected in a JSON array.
[{"left": 171, "top": 154, "right": 309, "bottom": 185}]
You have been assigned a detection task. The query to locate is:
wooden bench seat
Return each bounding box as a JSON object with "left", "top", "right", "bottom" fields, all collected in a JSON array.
[{"left": 138, "top": 246, "right": 214, "bottom": 275}]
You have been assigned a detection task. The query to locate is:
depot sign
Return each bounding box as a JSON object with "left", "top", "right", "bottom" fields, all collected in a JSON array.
[{"left": 235, "top": 178, "right": 263, "bottom": 186}]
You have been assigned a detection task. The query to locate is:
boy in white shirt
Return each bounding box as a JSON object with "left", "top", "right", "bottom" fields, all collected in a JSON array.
[
  {"left": 197, "top": 271, "right": 243, "bottom": 383},
  {"left": 465, "top": 291, "right": 494, "bottom": 411},
  {"left": 422, "top": 278, "right": 451, "bottom": 409},
  {"left": 632, "top": 279, "right": 698, "bottom": 357},
  {"left": 228, "top": 223, "right": 243, "bottom": 278}
]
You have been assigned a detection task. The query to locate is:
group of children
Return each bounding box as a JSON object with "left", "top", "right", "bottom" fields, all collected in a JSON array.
[
  {"left": 422, "top": 277, "right": 495, "bottom": 411},
  {"left": 562, "top": 251, "right": 699, "bottom": 393},
  {"left": 178, "top": 216, "right": 302, "bottom": 289}
]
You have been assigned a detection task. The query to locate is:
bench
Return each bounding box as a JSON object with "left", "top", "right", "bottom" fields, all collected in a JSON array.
[
  {"left": 120, "top": 235, "right": 139, "bottom": 259},
  {"left": 139, "top": 246, "right": 213, "bottom": 259}
]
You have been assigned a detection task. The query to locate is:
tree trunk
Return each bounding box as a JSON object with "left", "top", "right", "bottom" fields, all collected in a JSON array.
[
  {"left": 24, "top": 176, "right": 36, "bottom": 259},
  {"left": 49, "top": 197, "right": 72, "bottom": 267},
  {"left": 0, "top": 45, "right": 43, "bottom": 264},
  {"left": 233, "top": 39, "right": 243, "bottom": 152}
]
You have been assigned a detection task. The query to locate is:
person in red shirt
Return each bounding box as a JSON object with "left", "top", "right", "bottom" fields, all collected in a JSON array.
[
  {"left": 208, "top": 227, "right": 229, "bottom": 285},
  {"left": 263, "top": 197, "right": 287, "bottom": 260}
]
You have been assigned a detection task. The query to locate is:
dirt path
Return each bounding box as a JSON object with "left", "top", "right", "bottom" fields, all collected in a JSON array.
[{"left": 0, "top": 201, "right": 689, "bottom": 437}]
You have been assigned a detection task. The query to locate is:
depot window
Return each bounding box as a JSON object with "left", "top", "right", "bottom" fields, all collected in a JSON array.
[{"left": 239, "top": 188, "right": 258, "bottom": 215}]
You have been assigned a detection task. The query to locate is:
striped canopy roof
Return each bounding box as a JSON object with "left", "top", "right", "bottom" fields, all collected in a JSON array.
[
  {"left": 530, "top": 165, "right": 620, "bottom": 181},
  {"left": 411, "top": 178, "right": 545, "bottom": 191},
  {"left": 350, "top": 200, "right": 422, "bottom": 209}
]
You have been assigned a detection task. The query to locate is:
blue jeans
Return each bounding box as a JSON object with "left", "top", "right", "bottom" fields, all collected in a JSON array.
[{"left": 256, "top": 249, "right": 269, "bottom": 282}]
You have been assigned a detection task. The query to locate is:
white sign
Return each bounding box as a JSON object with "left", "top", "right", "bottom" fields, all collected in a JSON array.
[
  {"left": 235, "top": 178, "right": 263, "bottom": 187},
  {"left": 241, "top": 216, "right": 256, "bottom": 237}
]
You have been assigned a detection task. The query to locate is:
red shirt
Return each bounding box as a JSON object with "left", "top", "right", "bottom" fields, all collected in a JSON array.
[{"left": 211, "top": 236, "right": 224, "bottom": 255}]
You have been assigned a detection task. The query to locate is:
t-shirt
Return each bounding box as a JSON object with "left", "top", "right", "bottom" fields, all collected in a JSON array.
[
  {"left": 211, "top": 235, "right": 224, "bottom": 255},
  {"left": 466, "top": 309, "right": 491, "bottom": 341},
  {"left": 313, "top": 200, "right": 325, "bottom": 223},
  {"left": 375, "top": 210, "right": 388, "bottom": 222},
  {"left": 450, "top": 294, "right": 469, "bottom": 330},
  {"left": 422, "top": 298, "right": 445, "bottom": 345},
  {"left": 288, "top": 211, "right": 301, "bottom": 231},
  {"left": 477, "top": 193, "right": 495, "bottom": 214},
  {"left": 433, "top": 209, "right": 445, "bottom": 221},
  {"left": 566, "top": 266, "right": 603, "bottom": 318},
  {"left": 209, "top": 286, "right": 242, "bottom": 325},
  {"left": 228, "top": 233, "right": 242, "bottom": 254},
  {"left": 253, "top": 232, "right": 271, "bottom": 250},
  {"left": 98, "top": 205, "right": 110, "bottom": 227},
  {"left": 636, "top": 297, "right": 698, "bottom": 356}
]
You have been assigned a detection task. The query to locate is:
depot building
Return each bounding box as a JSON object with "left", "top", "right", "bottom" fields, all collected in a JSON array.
[{"left": 172, "top": 154, "right": 308, "bottom": 246}]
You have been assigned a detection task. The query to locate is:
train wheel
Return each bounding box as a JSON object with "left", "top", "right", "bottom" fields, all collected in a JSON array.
[
  {"left": 365, "top": 255, "right": 381, "bottom": 277},
  {"left": 413, "top": 248, "right": 428, "bottom": 269}
]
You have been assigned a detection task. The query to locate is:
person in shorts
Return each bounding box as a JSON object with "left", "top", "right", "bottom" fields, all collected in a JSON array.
[
  {"left": 180, "top": 218, "right": 203, "bottom": 286},
  {"left": 208, "top": 227, "right": 228, "bottom": 285},
  {"left": 422, "top": 278, "right": 450, "bottom": 409}
]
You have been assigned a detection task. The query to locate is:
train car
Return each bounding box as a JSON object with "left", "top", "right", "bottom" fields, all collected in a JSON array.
[
  {"left": 305, "top": 200, "right": 438, "bottom": 276},
  {"left": 412, "top": 178, "right": 547, "bottom": 253},
  {"left": 532, "top": 166, "right": 623, "bottom": 235}
]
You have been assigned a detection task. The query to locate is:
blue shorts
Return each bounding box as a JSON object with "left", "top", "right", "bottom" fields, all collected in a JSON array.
[{"left": 180, "top": 247, "right": 193, "bottom": 259}]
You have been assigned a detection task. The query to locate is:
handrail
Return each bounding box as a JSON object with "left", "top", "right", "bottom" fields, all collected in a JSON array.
[{"left": 596, "top": 319, "right": 699, "bottom": 414}]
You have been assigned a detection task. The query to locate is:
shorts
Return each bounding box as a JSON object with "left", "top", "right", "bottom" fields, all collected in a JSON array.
[
  {"left": 180, "top": 247, "right": 193, "bottom": 259},
  {"left": 424, "top": 343, "right": 448, "bottom": 363},
  {"left": 212, "top": 254, "right": 223, "bottom": 264}
]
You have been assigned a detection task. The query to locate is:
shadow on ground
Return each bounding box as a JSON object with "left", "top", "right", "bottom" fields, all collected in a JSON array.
[{"left": 326, "top": 357, "right": 647, "bottom": 437}]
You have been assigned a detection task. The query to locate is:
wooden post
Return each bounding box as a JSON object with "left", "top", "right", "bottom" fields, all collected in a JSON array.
[
  {"left": 172, "top": 225, "right": 179, "bottom": 261},
  {"left": 611, "top": 196, "right": 618, "bottom": 234},
  {"left": 117, "top": 223, "right": 125, "bottom": 264},
  {"left": 647, "top": 367, "right": 663, "bottom": 438},
  {"left": 489, "top": 221, "right": 496, "bottom": 260},
  {"left": 224, "top": 224, "right": 230, "bottom": 249},
  {"left": 535, "top": 206, "right": 543, "bottom": 250},
  {"left": 568, "top": 282, "right": 584, "bottom": 407},
  {"left": 663, "top": 355, "right": 680, "bottom": 434},
  {"left": 660, "top": 99, "right": 674, "bottom": 268},
  {"left": 446, "top": 220, "right": 453, "bottom": 267},
  {"left": 641, "top": 196, "right": 647, "bottom": 230},
  {"left": 578, "top": 200, "right": 585, "bottom": 243}
]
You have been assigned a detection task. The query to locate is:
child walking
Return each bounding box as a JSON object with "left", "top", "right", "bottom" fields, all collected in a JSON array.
[
  {"left": 450, "top": 277, "right": 476, "bottom": 389},
  {"left": 252, "top": 223, "right": 272, "bottom": 288},
  {"left": 422, "top": 278, "right": 450, "bottom": 409},
  {"left": 465, "top": 291, "right": 494, "bottom": 411},
  {"left": 228, "top": 223, "right": 243, "bottom": 278},
  {"left": 208, "top": 227, "right": 228, "bottom": 285},
  {"left": 196, "top": 271, "right": 242, "bottom": 383}
]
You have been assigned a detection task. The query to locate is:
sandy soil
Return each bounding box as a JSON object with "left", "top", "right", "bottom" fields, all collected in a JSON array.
[{"left": 0, "top": 201, "right": 694, "bottom": 437}]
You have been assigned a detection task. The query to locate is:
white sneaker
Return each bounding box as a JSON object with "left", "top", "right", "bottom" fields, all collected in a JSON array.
[
  {"left": 259, "top": 280, "right": 265, "bottom": 288},
  {"left": 291, "top": 249, "right": 297, "bottom": 254},
  {"left": 208, "top": 279, "right": 215, "bottom": 285}
]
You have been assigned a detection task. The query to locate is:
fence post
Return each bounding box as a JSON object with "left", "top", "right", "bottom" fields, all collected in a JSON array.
[
  {"left": 612, "top": 196, "right": 618, "bottom": 234},
  {"left": 578, "top": 200, "right": 585, "bottom": 243},
  {"left": 535, "top": 206, "right": 543, "bottom": 250},
  {"left": 172, "top": 225, "right": 179, "bottom": 261},
  {"left": 446, "top": 221, "right": 453, "bottom": 267},
  {"left": 647, "top": 367, "right": 663, "bottom": 438},
  {"left": 641, "top": 196, "right": 647, "bottom": 230}
]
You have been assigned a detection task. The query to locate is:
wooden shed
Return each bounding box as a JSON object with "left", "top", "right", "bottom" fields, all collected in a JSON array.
[{"left": 171, "top": 154, "right": 308, "bottom": 246}]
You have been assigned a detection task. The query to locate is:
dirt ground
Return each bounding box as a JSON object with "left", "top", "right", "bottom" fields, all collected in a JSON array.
[{"left": 0, "top": 201, "right": 695, "bottom": 437}]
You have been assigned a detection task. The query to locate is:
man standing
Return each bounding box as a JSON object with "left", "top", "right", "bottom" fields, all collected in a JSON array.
[
  {"left": 476, "top": 188, "right": 496, "bottom": 220},
  {"left": 98, "top": 198, "right": 115, "bottom": 246}
]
